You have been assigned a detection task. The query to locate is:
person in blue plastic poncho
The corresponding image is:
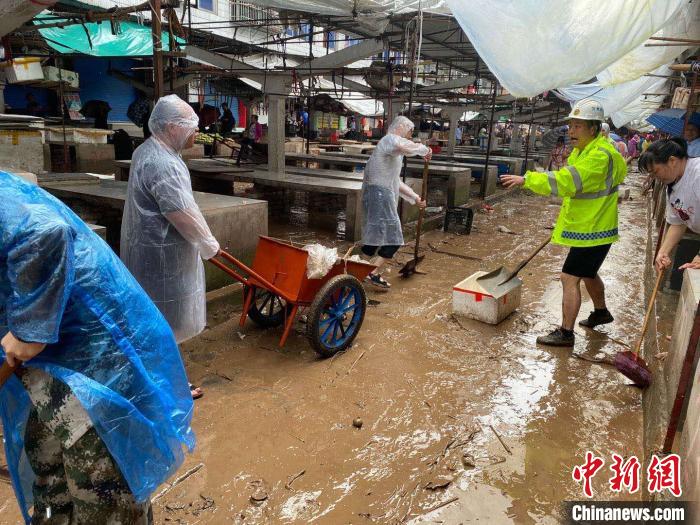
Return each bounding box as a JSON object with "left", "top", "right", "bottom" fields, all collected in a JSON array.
[
  {"left": 121, "top": 95, "right": 220, "bottom": 400},
  {"left": 0, "top": 171, "right": 195, "bottom": 524}
]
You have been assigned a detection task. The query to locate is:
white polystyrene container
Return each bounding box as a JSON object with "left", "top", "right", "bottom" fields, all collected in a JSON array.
[{"left": 453, "top": 271, "right": 522, "bottom": 325}]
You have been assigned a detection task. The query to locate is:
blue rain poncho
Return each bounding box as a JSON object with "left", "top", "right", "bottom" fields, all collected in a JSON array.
[
  {"left": 0, "top": 171, "right": 195, "bottom": 523},
  {"left": 361, "top": 116, "right": 430, "bottom": 246},
  {"left": 121, "top": 94, "right": 219, "bottom": 343}
]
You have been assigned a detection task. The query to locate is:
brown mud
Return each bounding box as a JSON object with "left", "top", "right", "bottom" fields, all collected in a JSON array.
[{"left": 0, "top": 179, "right": 649, "bottom": 524}]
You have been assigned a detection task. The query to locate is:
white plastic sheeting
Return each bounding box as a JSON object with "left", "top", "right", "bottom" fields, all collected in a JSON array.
[
  {"left": 610, "top": 78, "right": 670, "bottom": 128},
  {"left": 246, "top": 0, "right": 448, "bottom": 18},
  {"left": 597, "top": 2, "right": 700, "bottom": 87},
  {"left": 555, "top": 65, "right": 672, "bottom": 123},
  {"left": 445, "top": 0, "right": 687, "bottom": 98}
]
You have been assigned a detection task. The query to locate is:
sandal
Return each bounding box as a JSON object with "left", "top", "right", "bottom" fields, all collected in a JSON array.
[
  {"left": 364, "top": 273, "right": 391, "bottom": 289},
  {"left": 189, "top": 383, "right": 204, "bottom": 400}
]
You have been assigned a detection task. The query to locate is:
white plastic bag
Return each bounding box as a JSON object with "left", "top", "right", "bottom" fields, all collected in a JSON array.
[{"left": 304, "top": 244, "right": 338, "bottom": 279}]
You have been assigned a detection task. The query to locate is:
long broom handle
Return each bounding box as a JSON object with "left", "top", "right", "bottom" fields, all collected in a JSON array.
[
  {"left": 0, "top": 360, "right": 18, "bottom": 389},
  {"left": 413, "top": 159, "right": 430, "bottom": 259},
  {"left": 634, "top": 269, "right": 666, "bottom": 357}
]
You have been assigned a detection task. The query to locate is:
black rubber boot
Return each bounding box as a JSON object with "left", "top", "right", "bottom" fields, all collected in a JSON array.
[
  {"left": 578, "top": 309, "right": 614, "bottom": 328},
  {"left": 536, "top": 328, "right": 575, "bottom": 347}
]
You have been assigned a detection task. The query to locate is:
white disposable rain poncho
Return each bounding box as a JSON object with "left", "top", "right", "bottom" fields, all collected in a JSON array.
[
  {"left": 362, "top": 116, "right": 430, "bottom": 247},
  {"left": 121, "top": 94, "right": 219, "bottom": 343}
]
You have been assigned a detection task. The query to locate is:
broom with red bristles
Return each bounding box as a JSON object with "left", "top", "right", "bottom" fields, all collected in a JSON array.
[{"left": 613, "top": 270, "right": 664, "bottom": 388}]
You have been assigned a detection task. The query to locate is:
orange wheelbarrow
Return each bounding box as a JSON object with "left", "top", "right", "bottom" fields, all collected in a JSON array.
[{"left": 208, "top": 236, "right": 376, "bottom": 357}]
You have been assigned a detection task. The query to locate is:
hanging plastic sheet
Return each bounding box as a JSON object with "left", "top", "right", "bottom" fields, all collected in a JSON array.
[
  {"left": 34, "top": 12, "right": 184, "bottom": 57},
  {"left": 597, "top": 2, "right": 700, "bottom": 87},
  {"left": 555, "top": 65, "right": 672, "bottom": 121},
  {"left": 445, "top": 0, "right": 686, "bottom": 98},
  {"left": 0, "top": 171, "right": 195, "bottom": 523},
  {"left": 610, "top": 79, "right": 670, "bottom": 128}
]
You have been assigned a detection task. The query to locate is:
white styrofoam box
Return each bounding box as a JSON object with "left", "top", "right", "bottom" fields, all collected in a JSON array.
[
  {"left": 453, "top": 271, "right": 522, "bottom": 325},
  {"left": 0, "top": 57, "right": 43, "bottom": 84},
  {"left": 46, "top": 128, "right": 113, "bottom": 144},
  {"left": 42, "top": 66, "right": 79, "bottom": 89}
]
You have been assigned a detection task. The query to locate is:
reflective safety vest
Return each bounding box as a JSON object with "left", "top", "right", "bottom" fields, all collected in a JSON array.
[{"left": 523, "top": 134, "right": 627, "bottom": 247}]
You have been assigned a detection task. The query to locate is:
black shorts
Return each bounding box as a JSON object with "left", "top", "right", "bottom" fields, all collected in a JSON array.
[
  {"left": 361, "top": 244, "right": 401, "bottom": 259},
  {"left": 562, "top": 244, "right": 612, "bottom": 278}
]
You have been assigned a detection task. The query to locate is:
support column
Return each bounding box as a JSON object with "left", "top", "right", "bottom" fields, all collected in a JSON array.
[
  {"left": 262, "top": 77, "right": 291, "bottom": 176},
  {"left": 0, "top": 83, "right": 5, "bottom": 114},
  {"left": 383, "top": 98, "right": 403, "bottom": 127},
  {"left": 443, "top": 106, "right": 462, "bottom": 156},
  {"left": 267, "top": 94, "right": 286, "bottom": 174}
]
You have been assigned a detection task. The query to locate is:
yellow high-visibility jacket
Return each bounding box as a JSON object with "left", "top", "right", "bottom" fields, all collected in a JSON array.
[{"left": 523, "top": 134, "right": 627, "bottom": 247}]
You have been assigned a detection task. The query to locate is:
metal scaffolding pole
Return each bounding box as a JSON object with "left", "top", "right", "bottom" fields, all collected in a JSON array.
[
  {"left": 150, "top": 0, "right": 164, "bottom": 102},
  {"left": 480, "top": 81, "right": 498, "bottom": 198}
]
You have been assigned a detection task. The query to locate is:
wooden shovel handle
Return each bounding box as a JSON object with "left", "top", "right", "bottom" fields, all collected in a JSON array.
[
  {"left": 500, "top": 236, "right": 551, "bottom": 284},
  {"left": 413, "top": 159, "right": 430, "bottom": 259},
  {"left": 634, "top": 269, "right": 666, "bottom": 357},
  {"left": 0, "top": 360, "right": 18, "bottom": 389}
]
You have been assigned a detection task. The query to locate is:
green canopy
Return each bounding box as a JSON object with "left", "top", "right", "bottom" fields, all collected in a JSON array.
[{"left": 34, "top": 12, "right": 185, "bottom": 57}]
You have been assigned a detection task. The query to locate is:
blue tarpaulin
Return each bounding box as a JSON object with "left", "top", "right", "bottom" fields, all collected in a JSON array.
[{"left": 34, "top": 12, "right": 184, "bottom": 57}]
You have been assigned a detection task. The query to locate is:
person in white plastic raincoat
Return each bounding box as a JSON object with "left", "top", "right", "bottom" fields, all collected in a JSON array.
[
  {"left": 361, "top": 116, "right": 432, "bottom": 288},
  {"left": 121, "top": 95, "right": 220, "bottom": 396}
]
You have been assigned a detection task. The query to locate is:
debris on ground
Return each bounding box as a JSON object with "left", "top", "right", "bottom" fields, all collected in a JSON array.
[{"left": 497, "top": 225, "right": 518, "bottom": 235}]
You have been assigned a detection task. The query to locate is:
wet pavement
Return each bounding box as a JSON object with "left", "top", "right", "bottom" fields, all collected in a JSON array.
[{"left": 0, "top": 178, "right": 649, "bottom": 524}]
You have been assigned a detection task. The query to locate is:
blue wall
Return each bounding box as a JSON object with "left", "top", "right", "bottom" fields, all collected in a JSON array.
[
  {"left": 200, "top": 80, "right": 239, "bottom": 125},
  {"left": 72, "top": 58, "right": 138, "bottom": 122},
  {"left": 4, "top": 84, "right": 51, "bottom": 113}
]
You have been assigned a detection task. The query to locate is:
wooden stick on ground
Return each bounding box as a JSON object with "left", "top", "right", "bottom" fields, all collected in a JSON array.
[
  {"left": 151, "top": 463, "right": 204, "bottom": 502},
  {"left": 427, "top": 243, "right": 483, "bottom": 261},
  {"left": 285, "top": 469, "right": 306, "bottom": 490},
  {"left": 489, "top": 425, "right": 512, "bottom": 455}
]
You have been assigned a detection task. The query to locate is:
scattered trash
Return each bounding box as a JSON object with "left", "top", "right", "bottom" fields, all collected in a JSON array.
[
  {"left": 303, "top": 243, "right": 338, "bottom": 279},
  {"left": 249, "top": 479, "right": 270, "bottom": 506},
  {"left": 353, "top": 417, "right": 364, "bottom": 429},
  {"left": 497, "top": 225, "right": 517, "bottom": 235},
  {"left": 237, "top": 331, "right": 246, "bottom": 340},
  {"left": 285, "top": 469, "right": 306, "bottom": 490},
  {"left": 425, "top": 206, "right": 443, "bottom": 214},
  {"left": 462, "top": 453, "right": 477, "bottom": 469},
  {"left": 425, "top": 476, "right": 453, "bottom": 491},
  {"left": 665, "top": 335, "right": 672, "bottom": 341},
  {"left": 654, "top": 352, "right": 668, "bottom": 361},
  {"left": 368, "top": 299, "right": 382, "bottom": 306}
]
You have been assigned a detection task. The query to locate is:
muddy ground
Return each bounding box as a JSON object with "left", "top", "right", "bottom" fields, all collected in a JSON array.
[{"left": 1, "top": 176, "right": 651, "bottom": 524}]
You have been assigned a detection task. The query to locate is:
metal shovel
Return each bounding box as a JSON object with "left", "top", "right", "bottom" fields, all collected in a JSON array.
[
  {"left": 476, "top": 236, "right": 551, "bottom": 295},
  {"left": 399, "top": 159, "right": 430, "bottom": 278}
]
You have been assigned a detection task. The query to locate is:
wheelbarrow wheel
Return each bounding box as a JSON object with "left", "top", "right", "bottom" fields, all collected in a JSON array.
[
  {"left": 307, "top": 274, "right": 367, "bottom": 357},
  {"left": 246, "top": 287, "right": 292, "bottom": 328}
]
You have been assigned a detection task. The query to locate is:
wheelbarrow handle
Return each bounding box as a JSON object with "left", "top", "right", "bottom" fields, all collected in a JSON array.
[{"left": 209, "top": 249, "right": 291, "bottom": 302}]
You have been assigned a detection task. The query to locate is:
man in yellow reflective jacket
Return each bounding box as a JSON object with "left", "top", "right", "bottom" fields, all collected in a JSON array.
[{"left": 502, "top": 99, "right": 627, "bottom": 346}]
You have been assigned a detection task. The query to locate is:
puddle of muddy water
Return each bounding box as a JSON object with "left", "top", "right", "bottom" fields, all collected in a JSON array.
[{"left": 0, "top": 183, "right": 650, "bottom": 524}]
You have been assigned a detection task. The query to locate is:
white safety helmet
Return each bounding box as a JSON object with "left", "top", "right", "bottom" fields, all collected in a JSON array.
[
  {"left": 601, "top": 122, "right": 610, "bottom": 133},
  {"left": 566, "top": 99, "right": 605, "bottom": 121}
]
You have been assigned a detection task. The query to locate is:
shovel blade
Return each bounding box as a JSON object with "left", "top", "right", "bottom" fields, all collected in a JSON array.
[
  {"left": 475, "top": 267, "right": 511, "bottom": 295},
  {"left": 399, "top": 255, "right": 425, "bottom": 277}
]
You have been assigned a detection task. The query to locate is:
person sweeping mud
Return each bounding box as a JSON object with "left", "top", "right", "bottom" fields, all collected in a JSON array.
[
  {"left": 502, "top": 99, "right": 627, "bottom": 346},
  {"left": 361, "top": 115, "right": 432, "bottom": 288}
]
